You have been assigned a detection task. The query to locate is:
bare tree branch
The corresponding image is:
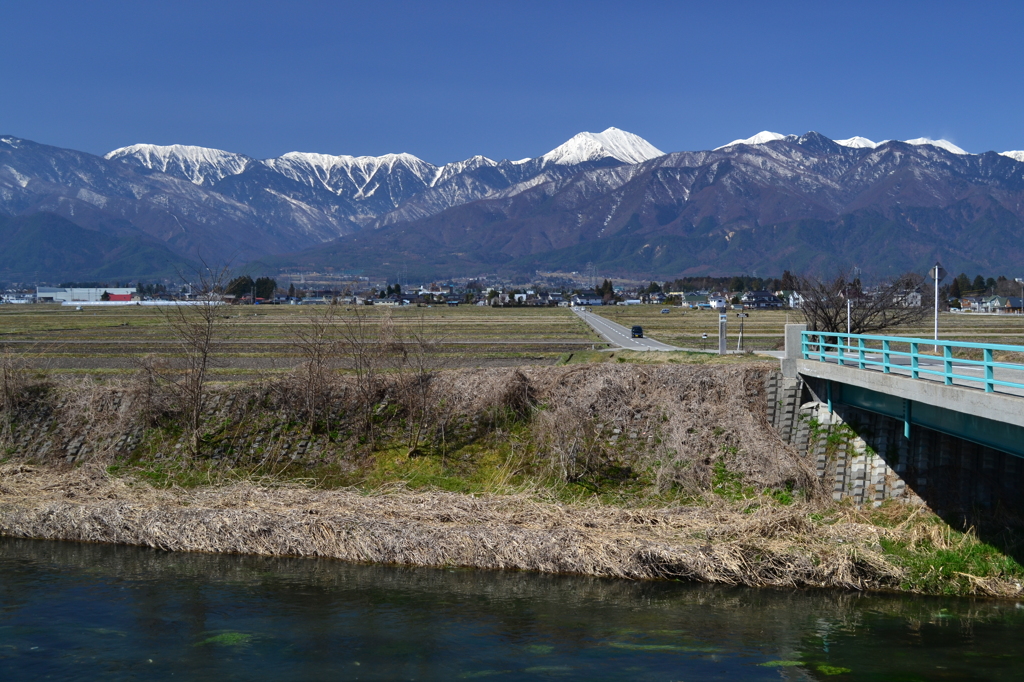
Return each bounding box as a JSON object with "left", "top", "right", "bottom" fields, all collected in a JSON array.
[
  {"left": 161, "top": 258, "right": 231, "bottom": 457},
  {"left": 798, "top": 270, "right": 927, "bottom": 335}
]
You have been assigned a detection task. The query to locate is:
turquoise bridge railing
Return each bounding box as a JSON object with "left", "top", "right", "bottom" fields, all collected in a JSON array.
[{"left": 801, "top": 331, "right": 1024, "bottom": 394}]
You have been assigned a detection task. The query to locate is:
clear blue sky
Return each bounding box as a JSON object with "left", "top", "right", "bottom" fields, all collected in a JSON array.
[{"left": 2, "top": 0, "right": 1022, "bottom": 163}]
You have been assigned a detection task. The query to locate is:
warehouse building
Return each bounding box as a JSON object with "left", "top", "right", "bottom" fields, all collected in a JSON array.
[{"left": 36, "top": 287, "right": 137, "bottom": 303}]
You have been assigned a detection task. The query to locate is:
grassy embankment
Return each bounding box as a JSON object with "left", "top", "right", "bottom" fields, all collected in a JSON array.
[{"left": 2, "top": 304, "right": 1023, "bottom": 596}]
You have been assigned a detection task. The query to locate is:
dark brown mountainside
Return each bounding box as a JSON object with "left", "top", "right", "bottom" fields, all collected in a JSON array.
[{"left": 269, "top": 133, "right": 1024, "bottom": 279}]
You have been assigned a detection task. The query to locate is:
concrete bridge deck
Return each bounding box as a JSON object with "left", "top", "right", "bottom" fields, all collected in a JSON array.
[{"left": 781, "top": 324, "right": 1024, "bottom": 458}]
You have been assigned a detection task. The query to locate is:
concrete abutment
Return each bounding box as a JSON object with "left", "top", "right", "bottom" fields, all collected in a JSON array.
[{"left": 766, "top": 363, "right": 1024, "bottom": 525}]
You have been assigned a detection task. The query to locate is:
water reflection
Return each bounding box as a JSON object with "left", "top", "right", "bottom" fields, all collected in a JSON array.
[{"left": 1, "top": 537, "right": 1022, "bottom": 680}]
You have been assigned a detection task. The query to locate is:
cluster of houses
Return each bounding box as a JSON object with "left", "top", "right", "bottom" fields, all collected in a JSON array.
[
  {"left": 571, "top": 289, "right": 785, "bottom": 309},
  {"left": 957, "top": 295, "right": 1024, "bottom": 314}
]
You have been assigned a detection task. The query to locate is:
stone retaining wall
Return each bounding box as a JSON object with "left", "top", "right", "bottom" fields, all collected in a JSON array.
[{"left": 766, "top": 369, "right": 1024, "bottom": 523}]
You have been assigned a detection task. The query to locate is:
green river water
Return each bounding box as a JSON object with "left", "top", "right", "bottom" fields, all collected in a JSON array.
[{"left": 1, "top": 537, "right": 1022, "bottom": 680}]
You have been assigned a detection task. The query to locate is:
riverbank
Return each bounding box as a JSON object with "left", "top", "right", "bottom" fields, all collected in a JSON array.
[
  {"left": 0, "top": 462, "right": 902, "bottom": 589},
  {"left": 1, "top": 362, "right": 1022, "bottom": 597},
  {"left": 2, "top": 462, "right": 1021, "bottom": 597}
]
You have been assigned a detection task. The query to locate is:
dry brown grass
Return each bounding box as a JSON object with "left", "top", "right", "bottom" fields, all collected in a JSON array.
[{"left": 0, "top": 462, "right": 900, "bottom": 591}]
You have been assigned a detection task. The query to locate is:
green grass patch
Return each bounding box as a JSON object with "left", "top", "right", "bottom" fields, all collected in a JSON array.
[{"left": 880, "top": 531, "right": 1024, "bottom": 595}]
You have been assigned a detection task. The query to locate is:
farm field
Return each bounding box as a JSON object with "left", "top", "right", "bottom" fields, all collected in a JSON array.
[
  {"left": 4, "top": 302, "right": 1023, "bottom": 377},
  {"left": 0, "top": 303, "right": 600, "bottom": 376},
  {"left": 588, "top": 305, "right": 1024, "bottom": 352}
]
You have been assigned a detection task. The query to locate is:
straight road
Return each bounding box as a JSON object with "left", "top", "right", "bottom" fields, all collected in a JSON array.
[{"left": 572, "top": 307, "right": 679, "bottom": 351}]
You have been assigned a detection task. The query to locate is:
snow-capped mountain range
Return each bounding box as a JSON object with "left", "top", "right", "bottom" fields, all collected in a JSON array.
[
  {"left": 3, "top": 127, "right": 1024, "bottom": 281},
  {"left": 107, "top": 127, "right": 661, "bottom": 198},
  {"left": 718, "top": 130, "right": 1022, "bottom": 162},
  {"left": 716, "top": 130, "right": 977, "bottom": 155}
]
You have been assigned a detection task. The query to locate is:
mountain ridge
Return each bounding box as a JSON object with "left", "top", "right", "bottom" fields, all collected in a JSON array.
[{"left": 3, "top": 129, "right": 1024, "bottom": 282}]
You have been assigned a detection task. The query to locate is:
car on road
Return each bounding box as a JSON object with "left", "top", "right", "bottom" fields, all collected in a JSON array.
[
  {"left": 631, "top": 325, "right": 644, "bottom": 338},
  {"left": 660, "top": 308, "right": 670, "bottom": 314}
]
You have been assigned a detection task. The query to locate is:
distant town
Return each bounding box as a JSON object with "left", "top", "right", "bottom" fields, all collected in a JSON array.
[{"left": 3, "top": 269, "right": 1022, "bottom": 314}]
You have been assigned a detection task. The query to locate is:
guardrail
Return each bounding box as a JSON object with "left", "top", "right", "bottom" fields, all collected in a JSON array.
[{"left": 801, "top": 331, "right": 1024, "bottom": 394}]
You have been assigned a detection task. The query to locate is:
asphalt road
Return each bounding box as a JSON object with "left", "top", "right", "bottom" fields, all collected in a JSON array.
[{"left": 572, "top": 307, "right": 679, "bottom": 351}]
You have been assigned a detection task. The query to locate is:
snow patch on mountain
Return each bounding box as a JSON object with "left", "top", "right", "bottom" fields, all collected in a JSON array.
[
  {"left": 715, "top": 131, "right": 788, "bottom": 150},
  {"left": 904, "top": 138, "right": 968, "bottom": 155},
  {"left": 434, "top": 155, "right": 497, "bottom": 185},
  {"left": 266, "top": 152, "right": 439, "bottom": 195},
  {"left": 105, "top": 144, "right": 251, "bottom": 185},
  {"left": 835, "top": 136, "right": 879, "bottom": 149},
  {"left": 999, "top": 151, "right": 1024, "bottom": 162},
  {"left": 540, "top": 127, "right": 664, "bottom": 166}
]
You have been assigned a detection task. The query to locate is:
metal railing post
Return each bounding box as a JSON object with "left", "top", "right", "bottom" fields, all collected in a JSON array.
[
  {"left": 818, "top": 333, "right": 825, "bottom": 362},
  {"left": 883, "top": 339, "right": 891, "bottom": 373},
  {"left": 911, "top": 342, "right": 919, "bottom": 379},
  {"left": 943, "top": 345, "right": 953, "bottom": 385},
  {"left": 985, "top": 348, "right": 995, "bottom": 392},
  {"left": 858, "top": 337, "right": 865, "bottom": 369},
  {"left": 838, "top": 335, "right": 845, "bottom": 366}
]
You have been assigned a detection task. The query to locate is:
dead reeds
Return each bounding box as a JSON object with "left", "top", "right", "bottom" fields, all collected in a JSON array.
[
  {"left": 0, "top": 349, "right": 29, "bottom": 446},
  {"left": 0, "top": 462, "right": 902, "bottom": 591}
]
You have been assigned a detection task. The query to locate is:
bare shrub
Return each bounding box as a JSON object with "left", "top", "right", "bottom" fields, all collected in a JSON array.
[
  {"left": 0, "top": 349, "right": 29, "bottom": 445},
  {"left": 161, "top": 261, "right": 231, "bottom": 457},
  {"left": 53, "top": 376, "right": 143, "bottom": 460},
  {"left": 290, "top": 304, "right": 343, "bottom": 433},
  {"left": 394, "top": 313, "right": 452, "bottom": 457},
  {"left": 127, "top": 354, "right": 173, "bottom": 428},
  {"left": 337, "top": 308, "right": 395, "bottom": 446},
  {"left": 521, "top": 364, "right": 818, "bottom": 498},
  {"left": 532, "top": 409, "right": 605, "bottom": 484}
]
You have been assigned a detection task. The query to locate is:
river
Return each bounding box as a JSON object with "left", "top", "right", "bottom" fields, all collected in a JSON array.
[{"left": 1, "top": 537, "right": 1021, "bottom": 680}]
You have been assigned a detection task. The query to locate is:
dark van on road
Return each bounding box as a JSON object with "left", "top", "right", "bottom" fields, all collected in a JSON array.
[{"left": 631, "top": 325, "right": 644, "bottom": 338}]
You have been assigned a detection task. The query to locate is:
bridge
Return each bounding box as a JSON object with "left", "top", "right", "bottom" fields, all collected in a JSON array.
[{"left": 770, "top": 324, "right": 1024, "bottom": 524}]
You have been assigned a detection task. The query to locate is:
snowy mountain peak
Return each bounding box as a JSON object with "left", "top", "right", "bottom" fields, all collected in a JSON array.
[
  {"left": 904, "top": 138, "right": 968, "bottom": 155},
  {"left": 105, "top": 143, "right": 251, "bottom": 185},
  {"left": 715, "top": 131, "right": 788, "bottom": 150},
  {"left": 1000, "top": 151, "right": 1024, "bottom": 163},
  {"left": 835, "top": 136, "right": 879, "bottom": 149},
  {"left": 434, "top": 155, "right": 498, "bottom": 185},
  {"left": 540, "top": 127, "right": 664, "bottom": 166}
]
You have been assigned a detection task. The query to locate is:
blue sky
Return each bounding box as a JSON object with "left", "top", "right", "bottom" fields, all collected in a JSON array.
[{"left": 2, "top": 1, "right": 1021, "bottom": 163}]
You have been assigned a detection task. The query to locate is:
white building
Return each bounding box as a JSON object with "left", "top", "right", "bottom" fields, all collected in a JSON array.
[
  {"left": 708, "top": 295, "right": 728, "bottom": 310},
  {"left": 36, "top": 287, "right": 136, "bottom": 303}
]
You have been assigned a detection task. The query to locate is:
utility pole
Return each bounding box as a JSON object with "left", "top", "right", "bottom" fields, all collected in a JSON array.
[
  {"left": 930, "top": 262, "right": 947, "bottom": 351},
  {"left": 736, "top": 312, "right": 748, "bottom": 351},
  {"left": 847, "top": 266, "right": 860, "bottom": 336}
]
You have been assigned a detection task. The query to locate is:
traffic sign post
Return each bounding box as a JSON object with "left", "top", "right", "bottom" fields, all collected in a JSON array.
[
  {"left": 736, "top": 312, "right": 749, "bottom": 351},
  {"left": 718, "top": 313, "right": 727, "bottom": 355}
]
